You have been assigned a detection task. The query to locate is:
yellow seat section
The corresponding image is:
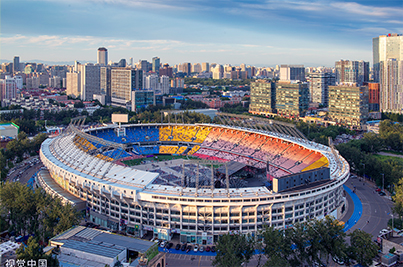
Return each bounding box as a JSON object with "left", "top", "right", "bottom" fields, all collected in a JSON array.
[
  {"left": 159, "top": 126, "right": 172, "bottom": 141},
  {"left": 187, "top": 145, "right": 200, "bottom": 155},
  {"left": 159, "top": 145, "right": 179, "bottom": 154},
  {"left": 73, "top": 135, "right": 113, "bottom": 162},
  {"left": 194, "top": 126, "right": 212, "bottom": 143},
  {"left": 176, "top": 146, "right": 187, "bottom": 154},
  {"left": 301, "top": 156, "right": 329, "bottom": 172}
]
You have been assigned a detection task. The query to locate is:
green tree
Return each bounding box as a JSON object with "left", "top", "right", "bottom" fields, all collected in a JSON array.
[
  {"left": 261, "top": 226, "right": 292, "bottom": 267},
  {"left": 16, "top": 236, "right": 59, "bottom": 266},
  {"left": 393, "top": 178, "right": 403, "bottom": 219},
  {"left": 348, "top": 229, "right": 378, "bottom": 266},
  {"left": 212, "top": 233, "right": 255, "bottom": 267}
]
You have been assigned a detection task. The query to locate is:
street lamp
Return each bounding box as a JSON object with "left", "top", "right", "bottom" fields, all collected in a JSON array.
[{"left": 361, "top": 163, "right": 365, "bottom": 180}]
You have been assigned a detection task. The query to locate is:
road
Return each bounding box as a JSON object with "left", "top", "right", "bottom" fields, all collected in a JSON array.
[{"left": 344, "top": 177, "right": 394, "bottom": 240}]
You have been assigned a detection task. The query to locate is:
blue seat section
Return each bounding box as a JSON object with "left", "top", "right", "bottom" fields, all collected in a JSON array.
[
  {"left": 134, "top": 145, "right": 159, "bottom": 155},
  {"left": 89, "top": 127, "right": 160, "bottom": 143},
  {"left": 125, "top": 127, "right": 159, "bottom": 142},
  {"left": 89, "top": 128, "right": 124, "bottom": 143}
]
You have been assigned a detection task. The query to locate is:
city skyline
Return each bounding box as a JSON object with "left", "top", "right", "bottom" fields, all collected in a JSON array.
[{"left": 1, "top": 0, "right": 402, "bottom": 67}]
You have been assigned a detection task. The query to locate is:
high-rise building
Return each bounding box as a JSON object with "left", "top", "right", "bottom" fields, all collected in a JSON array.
[
  {"left": 100, "top": 66, "right": 113, "bottom": 104},
  {"left": 212, "top": 65, "right": 223, "bottom": 79},
  {"left": 78, "top": 63, "right": 101, "bottom": 101},
  {"left": 308, "top": 72, "right": 335, "bottom": 106},
  {"left": 328, "top": 84, "right": 369, "bottom": 128},
  {"left": 49, "top": 76, "right": 61, "bottom": 88},
  {"left": 0, "top": 76, "right": 17, "bottom": 101},
  {"left": 159, "top": 64, "right": 173, "bottom": 78},
  {"left": 66, "top": 72, "right": 81, "bottom": 98},
  {"left": 379, "top": 59, "right": 403, "bottom": 113},
  {"left": 201, "top": 62, "right": 210, "bottom": 73},
  {"left": 368, "top": 83, "right": 380, "bottom": 112},
  {"left": 275, "top": 82, "right": 309, "bottom": 117},
  {"left": 152, "top": 57, "right": 160, "bottom": 75},
  {"left": 13, "top": 56, "right": 20, "bottom": 72},
  {"left": 192, "top": 63, "right": 201, "bottom": 73},
  {"left": 373, "top": 34, "right": 403, "bottom": 113},
  {"left": 335, "top": 60, "right": 369, "bottom": 86},
  {"left": 145, "top": 73, "right": 159, "bottom": 90},
  {"left": 110, "top": 68, "right": 143, "bottom": 108},
  {"left": 182, "top": 63, "right": 191, "bottom": 75},
  {"left": 138, "top": 60, "right": 149, "bottom": 72},
  {"left": 26, "top": 77, "right": 40, "bottom": 89},
  {"left": 160, "top": 75, "right": 170, "bottom": 95},
  {"left": 279, "top": 65, "right": 305, "bottom": 82},
  {"left": 249, "top": 80, "right": 276, "bottom": 115},
  {"left": 97, "top": 47, "right": 108, "bottom": 66}
]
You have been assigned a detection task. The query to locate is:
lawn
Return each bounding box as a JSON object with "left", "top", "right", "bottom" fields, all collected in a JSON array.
[{"left": 373, "top": 154, "right": 403, "bottom": 164}]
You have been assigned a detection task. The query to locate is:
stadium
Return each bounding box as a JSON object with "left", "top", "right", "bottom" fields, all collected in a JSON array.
[{"left": 39, "top": 114, "right": 349, "bottom": 245}]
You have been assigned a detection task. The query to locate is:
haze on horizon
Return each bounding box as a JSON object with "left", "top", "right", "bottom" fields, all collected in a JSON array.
[{"left": 1, "top": 0, "right": 402, "bottom": 67}]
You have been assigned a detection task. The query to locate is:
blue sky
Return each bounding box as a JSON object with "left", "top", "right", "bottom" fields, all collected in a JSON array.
[{"left": 1, "top": 0, "right": 402, "bottom": 67}]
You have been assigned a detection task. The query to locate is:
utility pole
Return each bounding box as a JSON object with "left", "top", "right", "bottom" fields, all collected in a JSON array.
[{"left": 382, "top": 173, "right": 385, "bottom": 192}]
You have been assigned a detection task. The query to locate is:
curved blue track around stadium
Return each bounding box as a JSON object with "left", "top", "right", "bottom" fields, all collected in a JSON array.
[{"left": 343, "top": 185, "right": 362, "bottom": 232}]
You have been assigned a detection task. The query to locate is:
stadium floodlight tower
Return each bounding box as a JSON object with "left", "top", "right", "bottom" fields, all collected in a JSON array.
[{"left": 112, "top": 113, "right": 128, "bottom": 137}]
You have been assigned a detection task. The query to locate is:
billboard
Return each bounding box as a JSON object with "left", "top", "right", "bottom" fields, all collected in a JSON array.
[{"left": 112, "top": 114, "right": 128, "bottom": 123}]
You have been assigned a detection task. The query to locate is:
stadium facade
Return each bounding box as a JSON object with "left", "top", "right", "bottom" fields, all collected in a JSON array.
[{"left": 39, "top": 123, "right": 349, "bottom": 245}]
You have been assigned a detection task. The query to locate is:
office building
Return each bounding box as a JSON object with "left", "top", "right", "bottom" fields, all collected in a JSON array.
[
  {"left": 78, "top": 63, "right": 101, "bottom": 101},
  {"left": 309, "top": 72, "right": 335, "bottom": 106},
  {"left": 0, "top": 76, "right": 17, "bottom": 101},
  {"left": 201, "top": 62, "right": 210, "bottom": 73},
  {"left": 368, "top": 83, "right": 380, "bottom": 112},
  {"left": 249, "top": 80, "right": 276, "bottom": 115},
  {"left": 328, "top": 84, "right": 369, "bottom": 128},
  {"left": 279, "top": 65, "right": 305, "bottom": 82},
  {"left": 118, "top": 59, "right": 126, "bottom": 67},
  {"left": 275, "top": 82, "right": 309, "bottom": 117},
  {"left": 373, "top": 34, "right": 403, "bottom": 113},
  {"left": 66, "top": 72, "right": 81, "bottom": 99},
  {"left": 131, "top": 90, "right": 155, "bottom": 112},
  {"left": 97, "top": 47, "right": 108, "bottom": 66},
  {"left": 152, "top": 57, "right": 160, "bottom": 75},
  {"left": 110, "top": 68, "right": 143, "bottom": 108},
  {"left": 13, "top": 56, "right": 20, "bottom": 72},
  {"left": 335, "top": 60, "right": 369, "bottom": 86}
]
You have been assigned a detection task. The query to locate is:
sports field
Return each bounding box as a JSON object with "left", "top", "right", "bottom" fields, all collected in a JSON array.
[{"left": 123, "top": 155, "right": 198, "bottom": 166}]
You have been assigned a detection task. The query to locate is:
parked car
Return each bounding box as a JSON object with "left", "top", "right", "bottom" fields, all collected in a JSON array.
[
  {"left": 159, "top": 241, "right": 166, "bottom": 248},
  {"left": 211, "top": 246, "right": 216, "bottom": 253},
  {"left": 333, "top": 256, "right": 344, "bottom": 265},
  {"left": 194, "top": 245, "right": 199, "bottom": 252},
  {"left": 199, "top": 246, "right": 205, "bottom": 252},
  {"left": 186, "top": 245, "right": 192, "bottom": 253},
  {"left": 379, "top": 191, "right": 386, "bottom": 196},
  {"left": 175, "top": 244, "right": 181, "bottom": 250},
  {"left": 181, "top": 243, "right": 187, "bottom": 251},
  {"left": 206, "top": 246, "right": 211, "bottom": 252},
  {"left": 166, "top": 242, "right": 173, "bottom": 249}
]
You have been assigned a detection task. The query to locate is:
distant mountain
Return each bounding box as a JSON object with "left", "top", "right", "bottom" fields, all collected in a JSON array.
[{"left": 0, "top": 59, "right": 96, "bottom": 66}]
